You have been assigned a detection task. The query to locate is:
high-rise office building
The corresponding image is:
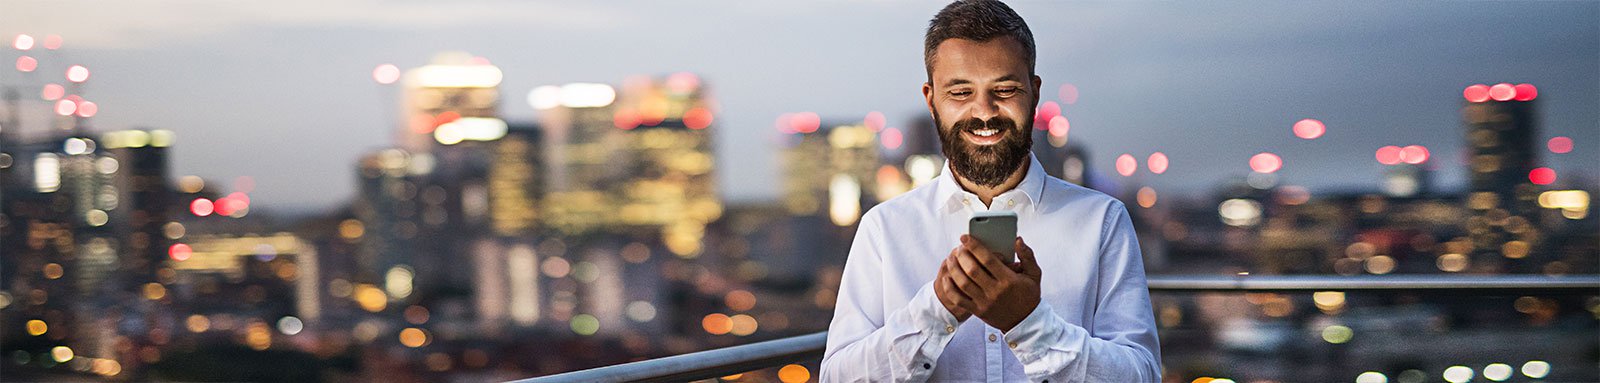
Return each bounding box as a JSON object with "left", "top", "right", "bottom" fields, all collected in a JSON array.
[{"left": 1461, "top": 83, "right": 1541, "bottom": 271}]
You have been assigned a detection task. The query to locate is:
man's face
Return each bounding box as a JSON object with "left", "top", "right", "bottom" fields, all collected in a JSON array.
[{"left": 923, "top": 37, "right": 1041, "bottom": 188}]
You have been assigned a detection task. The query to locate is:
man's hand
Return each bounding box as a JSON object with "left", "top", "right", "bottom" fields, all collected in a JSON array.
[
  {"left": 935, "top": 246, "right": 973, "bottom": 322},
  {"left": 943, "top": 235, "right": 1042, "bottom": 332}
]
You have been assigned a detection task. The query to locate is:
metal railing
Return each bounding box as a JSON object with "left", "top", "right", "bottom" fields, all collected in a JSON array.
[{"left": 509, "top": 274, "right": 1600, "bottom": 383}]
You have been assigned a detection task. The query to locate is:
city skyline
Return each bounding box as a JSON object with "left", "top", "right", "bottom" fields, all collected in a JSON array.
[{"left": 2, "top": 1, "right": 1596, "bottom": 215}]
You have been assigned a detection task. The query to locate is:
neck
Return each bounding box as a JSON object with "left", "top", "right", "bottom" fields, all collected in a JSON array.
[{"left": 953, "top": 159, "right": 1029, "bottom": 208}]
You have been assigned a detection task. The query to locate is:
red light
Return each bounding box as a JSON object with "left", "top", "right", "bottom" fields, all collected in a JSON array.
[
  {"left": 190, "top": 198, "right": 214, "bottom": 216},
  {"left": 1375, "top": 146, "right": 1402, "bottom": 165},
  {"left": 65, "top": 65, "right": 89, "bottom": 83},
  {"left": 53, "top": 100, "right": 76, "bottom": 116},
  {"left": 1034, "top": 102, "right": 1060, "bottom": 130},
  {"left": 215, "top": 197, "right": 243, "bottom": 216},
  {"left": 864, "top": 111, "right": 886, "bottom": 132},
  {"left": 774, "top": 113, "right": 795, "bottom": 134},
  {"left": 1292, "top": 119, "right": 1325, "bottom": 139},
  {"left": 1058, "top": 83, "right": 1079, "bottom": 104},
  {"left": 1488, "top": 83, "right": 1515, "bottom": 101},
  {"left": 1528, "top": 167, "right": 1556, "bottom": 185},
  {"left": 13, "top": 34, "right": 33, "bottom": 50},
  {"left": 1513, "top": 84, "right": 1537, "bottom": 101},
  {"left": 15, "top": 56, "right": 37, "bottom": 72},
  {"left": 1048, "top": 116, "right": 1069, "bottom": 138},
  {"left": 169, "top": 244, "right": 193, "bottom": 261},
  {"left": 881, "top": 127, "right": 903, "bottom": 150},
  {"left": 1463, "top": 84, "right": 1490, "bottom": 103},
  {"left": 42, "top": 35, "right": 61, "bottom": 50},
  {"left": 372, "top": 64, "right": 400, "bottom": 84},
  {"left": 228, "top": 192, "right": 251, "bottom": 205},
  {"left": 1147, "top": 152, "right": 1169, "bottom": 174},
  {"left": 1115, "top": 154, "right": 1137, "bottom": 177},
  {"left": 41, "top": 83, "right": 64, "bottom": 100},
  {"left": 683, "top": 107, "right": 713, "bottom": 130},
  {"left": 75, "top": 101, "right": 97, "bottom": 118},
  {"left": 432, "top": 111, "right": 460, "bottom": 128},
  {"left": 792, "top": 112, "right": 821, "bottom": 134},
  {"left": 1547, "top": 136, "right": 1573, "bottom": 154},
  {"left": 614, "top": 108, "right": 641, "bottom": 130},
  {"left": 1399, "top": 145, "right": 1430, "bottom": 164},
  {"left": 1249, "top": 152, "right": 1282, "bottom": 173}
]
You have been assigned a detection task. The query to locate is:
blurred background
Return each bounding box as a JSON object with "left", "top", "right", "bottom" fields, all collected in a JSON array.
[{"left": 1, "top": 1, "right": 1596, "bottom": 382}]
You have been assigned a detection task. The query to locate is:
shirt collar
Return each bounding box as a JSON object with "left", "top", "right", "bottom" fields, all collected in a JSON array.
[{"left": 936, "top": 153, "right": 1048, "bottom": 212}]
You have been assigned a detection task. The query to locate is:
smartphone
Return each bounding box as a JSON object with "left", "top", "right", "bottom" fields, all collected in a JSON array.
[{"left": 968, "top": 210, "right": 1018, "bottom": 263}]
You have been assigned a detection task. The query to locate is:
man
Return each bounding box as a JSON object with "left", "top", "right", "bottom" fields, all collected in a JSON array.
[{"left": 820, "top": 1, "right": 1161, "bottom": 382}]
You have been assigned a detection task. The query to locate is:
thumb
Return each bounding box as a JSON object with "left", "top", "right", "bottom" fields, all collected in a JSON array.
[{"left": 1015, "top": 237, "right": 1041, "bottom": 278}]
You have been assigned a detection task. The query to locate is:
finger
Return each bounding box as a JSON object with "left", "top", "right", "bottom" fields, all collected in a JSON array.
[
  {"left": 945, "top": 257, "right": 987, "bottom": 299},
  {"left": 954, "top": 248, "right": 998, "bottom": 287},
  {"left": 1016, "top": 237, "right": 1042, "bottom": 277},
  {"left": 962, "top": 235, "right": 1015, "bottom": 278},
  {"left": 940, "top": 273, "right": 977, "bottom": 311}
]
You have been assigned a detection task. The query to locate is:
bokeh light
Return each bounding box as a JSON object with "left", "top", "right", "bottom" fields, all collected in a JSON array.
[
  {"left": 1034, "top": 101, "right": 1060, "bottom": 130},
  {"left": 778, "top": 364, "right": 810, "bottom": 383},
  {"left": 1488, "top": 83, "right": 1515, "bottom": 101},
  {"left": 41, "top": 83, "right": 64, "bottom": 100},
  {"left": 15, "top": 56, "right": 37, "bottom": 72},
  {"left": 66, "top": 65, "right": 90, "bottom": 83},
  {"left": 683, "top": 107, "right": 714, "bottom": 130},
  {"left": 42, "top": 35, "right": 61, "bottom": 50},
  {"left": 1058, "top": 83, "right": 1079, "bottom": 104},
  {"left": 1399, "top": 145, "right": 1429, "bottom": 165},
  {"left": 1115, "top": 154, "right": 1137, "bottom": 177},
  {"left": 13, "top": 34, "right": 34, "bottom": 50},
  {"left": 190, "top": 198, "right": 214, "bottom": 216},
  {"left": 1147, "top": 152, "right": 1169, "bottom": 174},
  {"left": 1547, "top": 136, "right": 1572, "bottom": 153},
  {"left": 76, "top": 101, "right": 98, "bottom": 118},
  {"left": 1520, "top": 361, "right": 1550, "bottom": 378},
  {"left": 1249, "top": 152, "right": 1282, "bottom": 173},
  {"left": 1528, "top": 167, "right": 1556, "bottom": 185},
  {"left": 881, "top": 127, "right": 903, "bottom": 150},
  {"left": 1048, "top": 115, "right": 1069, "bottom": 138},
  {"left": 1442, "top": 365, "right": 1474, "bottom": 383},
  {"left": 863, "top": 111, "right": 886, "bottom": 132},
  {"left": 1136, "top": 187, "right": 1158, "bottom": 208},
  {"left": 1512, "top": 83, "right": 1537, "bottom": 101},
  {"left": 702, "top": 313, "right": 732, "bottom": 335},
  {"left": 1462, "top": 84, "right": 1489, "bottom": 103},
  {"left": 372, "top": 64, "right": 401, "bottom": 84},
  {"left": 169, "top": 243, "right": 193, "bottom": 261},
  {"left": 1292, "top": 119, "right": 1325, "bottom": 139}
]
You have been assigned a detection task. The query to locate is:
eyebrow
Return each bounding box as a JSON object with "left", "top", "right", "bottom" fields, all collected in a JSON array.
[{"left": 941, "top": 74, "right": 1023, "bottom": 88}]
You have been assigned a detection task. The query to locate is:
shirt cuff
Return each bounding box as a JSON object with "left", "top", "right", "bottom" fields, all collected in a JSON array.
[
  {"left": 911, "top": 281, "right": 963, "bottom": 334},
  {"left": 1001, "top": 301, "right": 1079, "bottom": 364}
]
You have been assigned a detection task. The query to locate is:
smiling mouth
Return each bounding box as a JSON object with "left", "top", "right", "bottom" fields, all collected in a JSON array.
[{"left": 963, "top": 128, "right": 1004, "bottom": 145}]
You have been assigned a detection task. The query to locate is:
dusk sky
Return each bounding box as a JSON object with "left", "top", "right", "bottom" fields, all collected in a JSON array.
[{"left": 4, "top": 1, "right": 1596, "bottom": 213}]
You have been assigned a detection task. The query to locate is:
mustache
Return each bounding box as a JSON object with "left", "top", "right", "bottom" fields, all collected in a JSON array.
[{"left": 951, "top": 116, "right": 1020, "bottom": 133}]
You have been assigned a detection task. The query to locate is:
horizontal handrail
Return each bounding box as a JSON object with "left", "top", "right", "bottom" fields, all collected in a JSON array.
[{"left": 509, "top": 274, "right": 1600, "bottom": 383}]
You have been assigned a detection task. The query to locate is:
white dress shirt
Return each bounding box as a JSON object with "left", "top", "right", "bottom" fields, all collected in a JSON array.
[{"left": 821, "top": 154, "right": 1161, "bottom": 382}]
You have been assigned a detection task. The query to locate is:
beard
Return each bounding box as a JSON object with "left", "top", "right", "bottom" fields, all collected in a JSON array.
[{"left": 935, "top": 110, "right": 1033, "bottom": 188}]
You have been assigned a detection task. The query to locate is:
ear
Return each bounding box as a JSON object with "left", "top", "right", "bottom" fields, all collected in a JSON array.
[
  {"left": 1031, "top": 75, "right": 1044, "bottom": 108},
  {"left": 922, "top": 81, "right": 936, "bottom": 117}
]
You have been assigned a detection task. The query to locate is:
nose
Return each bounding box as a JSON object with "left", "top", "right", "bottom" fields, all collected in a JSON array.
[{"left": 970, "top": 92, "right": 1000, "bottom": 121}]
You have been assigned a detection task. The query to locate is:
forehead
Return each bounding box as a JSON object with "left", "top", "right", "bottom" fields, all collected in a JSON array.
[{"left": 928, "top": 38, "right": 1031, "bottom": 85}]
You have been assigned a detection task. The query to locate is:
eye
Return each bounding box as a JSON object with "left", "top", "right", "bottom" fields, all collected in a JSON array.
[
  {"left": 949, "top": 89, "right": 972, "bottom": 98},
  {"left": 994, "top": 87, "right": 1019, "bottom": 97}
]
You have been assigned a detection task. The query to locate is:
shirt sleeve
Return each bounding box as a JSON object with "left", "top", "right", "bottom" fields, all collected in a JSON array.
[
  {"left": 1001, "top": 200, "right": 1163, "bottom": 382},
  {"left": 821, "top": 211, "right": 964, "bottom": 382}
]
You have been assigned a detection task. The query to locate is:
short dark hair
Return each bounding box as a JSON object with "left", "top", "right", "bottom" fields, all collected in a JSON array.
[{"left": 924, "top": 0, "right": 1036, "bottom": 80}]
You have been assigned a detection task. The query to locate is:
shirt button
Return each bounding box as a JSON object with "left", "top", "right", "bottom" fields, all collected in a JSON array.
[
  {"left": 1006, "top": 199, "right": 1016, "bottom": 207},
  {"left": 988, "top": 334, "right": 997, "bottom": 342},
  {"left": 961, "top": 199, "right": 970, "bottom": 205},
  {"left": 945, "top": 324, "right": 955, "bottom": 333},
  {"left": 1008, "top": 342, "right": 1018, "bottom": 349},
  {"left": 923, "top": 363, "right": 932, "bottom": 370}
]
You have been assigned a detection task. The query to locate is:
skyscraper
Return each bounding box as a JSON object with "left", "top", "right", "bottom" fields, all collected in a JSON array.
[{"left": 1461, "top": 83, "right": 1541, "bottom": 271}]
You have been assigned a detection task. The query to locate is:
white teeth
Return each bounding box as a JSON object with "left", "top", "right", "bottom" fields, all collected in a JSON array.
[{"left": 973, "top": 129, "right": 998, "bottom": 137}]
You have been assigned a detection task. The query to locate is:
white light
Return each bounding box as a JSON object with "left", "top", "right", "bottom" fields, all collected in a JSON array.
[
  {"left": 1442, "top": 365, "right": 1474, "bottom": 383},
  {"left": 64, "top": 138, "right": 90, "bottom": 155},
  {"left": 1356, "top": 371, "right": 1388, "bottom": 383},
  {"left": 1219, "top": 199, "right": 1263, "bottom": 227},
  {"left": 1482, "top": 363, "right": 1512, "bottom": 381},
  {"left": 35, "top": 153, "right": 61, "bottom": 192},
  {"left": 385, "top": 265, "right": 414, "bottom": 299},
  {"left": 528, "top": 85, "right": 562, "bottom": 110},
  {"left": 1520, "top": 361, "right": 1550, "bottom": 379},
  {"left": 276, "top": 316, "right": 304, "bottom": 335},
  {"left": 559, "top": 83, "right": 616, "bottom": 108},
  {"left": 626, "top": 301, "right": 657, "bottom": 322},
  {"left": 96, "top": 157, "right": 119, "bottom": 174},
  {"left": 433, "top": 117, "right": 507, "bottom": 145},
  {"left": 1538, "top": 190, "right": 1589, "bottom": 209},
  {"left": 829, "top": 174, "right": 862, "bottom": 226},
  {"left": 407, "top": 64, "right": 503, "bottom": 88},
  {"left": 508, "top": 245, "right": 539, "bottom": 325},
  {"left": 102, "top": 130, "right": 151, "bottom": 149},
  {"left": 906, "top": 155, "right": 940, "bottom": 187}
]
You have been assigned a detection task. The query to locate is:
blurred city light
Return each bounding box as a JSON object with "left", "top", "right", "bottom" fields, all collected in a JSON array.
[
  {"left": 1116, "top": 153, "right": 1137, "bottom": 176},
  {"left": 13, "top": 34, "right": 34, "bottom": 50},
  {"left": 1292, "top": 118, "right": 1325, "bottom": 139}
]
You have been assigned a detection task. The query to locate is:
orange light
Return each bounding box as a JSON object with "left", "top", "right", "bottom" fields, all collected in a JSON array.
[
  {"left": 702, "top": 313, "right": 732, "bottom": 335},
  {"left": 683, "top": 107, "right": 714, "bottom": 130},
  {"left": 399, "top": 328, "right": 428, "bottom": 348},
  {"left": 777, "top": 364, "right": 810, "bottom": 383},
  {"left": 614, "top": 108, "right": 641, "bottom": 130}
]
